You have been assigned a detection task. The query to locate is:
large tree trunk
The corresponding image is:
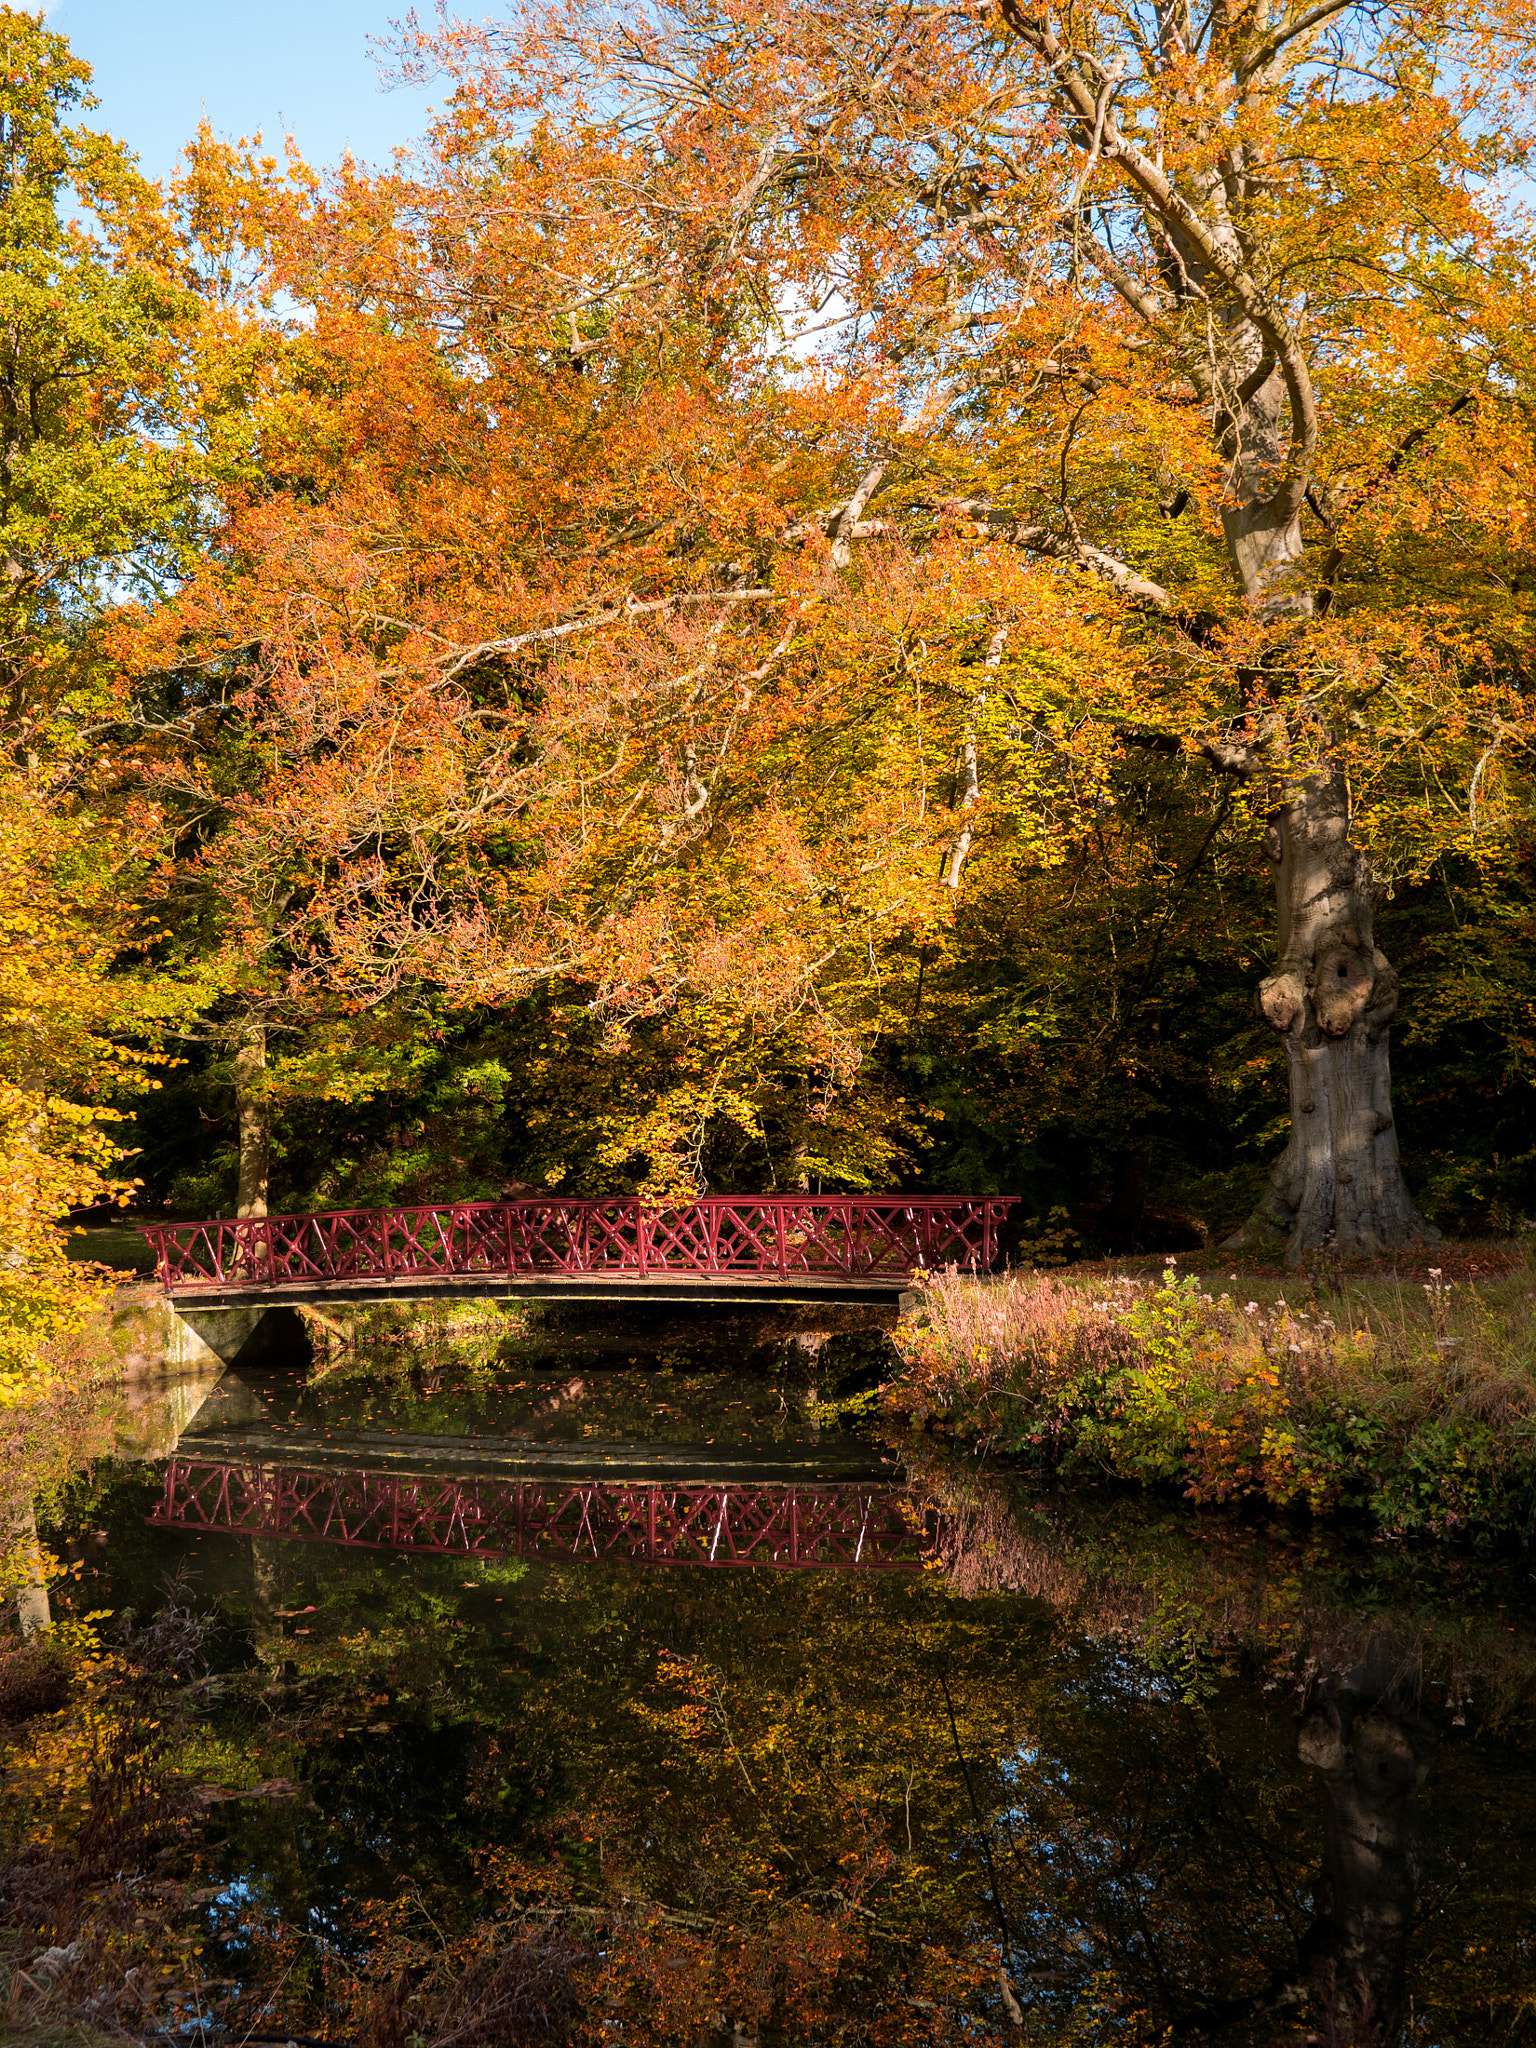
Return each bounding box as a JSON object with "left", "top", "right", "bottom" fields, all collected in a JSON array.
[
  {"left": 234, "top": 1019, "right": 271, "bottom": 1220},
  {"left": 1221, "top": 496, "right": 1309, "bottom": 616},
  {"left": 1211, "top": 349, "right": 1434, "bottom": 1262},
  {"left": 1227, "top": 769, "right": 1436, "bottom": 1265},
  {"left": 1217, "top": 358, "right": 1315, "bottom": 619}
]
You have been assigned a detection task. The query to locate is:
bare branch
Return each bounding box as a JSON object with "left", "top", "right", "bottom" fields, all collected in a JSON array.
[
  {"left": 437, "top": 589, "right": 780, "bottom": 683},
  {"left": 953, "top": 501, "right": 1175, "bottom": 610}
]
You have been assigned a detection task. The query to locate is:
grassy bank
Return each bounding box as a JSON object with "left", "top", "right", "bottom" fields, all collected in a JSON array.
[{"left": 889, "top": 1251, "right": 1536, "bottom": 1544}]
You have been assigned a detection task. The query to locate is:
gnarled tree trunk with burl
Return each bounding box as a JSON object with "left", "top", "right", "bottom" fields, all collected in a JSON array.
[{"left": 1231, "top": 772, "right": 1434, "bottom": 1257}]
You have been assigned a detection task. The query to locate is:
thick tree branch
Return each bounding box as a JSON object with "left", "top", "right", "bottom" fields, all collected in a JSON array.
[
  {"left": 1236, "top": 0, "right": 1358, "bottom": 81},
  {"left": 953, "top": 500, "right": 1175, "bottom": 609},
  {"left": 1055, "top": 213, "right": 1172, "bottom": 334},
  {"left": 437, "top": 589, "right": 779, "bottom": 682},
  {"left": 999, "top": 0, "right": 1319, "bottom": 518},
  {"left": 832, "top": 451, "right": 891, "bottom": 567},
  {"left": 1114, "top": 720, "right": 1274, "bottom": 776}
]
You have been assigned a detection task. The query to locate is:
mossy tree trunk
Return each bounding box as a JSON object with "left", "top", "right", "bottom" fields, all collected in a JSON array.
[{"left": 234, "top": 1018, "right": 270, "bottom": 1220}]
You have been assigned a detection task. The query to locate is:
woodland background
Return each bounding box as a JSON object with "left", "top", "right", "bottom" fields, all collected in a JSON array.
[{"left": 4, "top": 0, "right": 1535, "bottom": 1380}]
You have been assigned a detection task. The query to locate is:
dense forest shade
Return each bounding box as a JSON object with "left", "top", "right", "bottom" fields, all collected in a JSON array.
[{"left": 127, "top": 828, "right": 1536, "bottom": 1249}]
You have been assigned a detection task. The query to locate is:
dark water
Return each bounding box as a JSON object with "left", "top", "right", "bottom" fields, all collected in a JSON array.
[{"left": 35, "top": 1307, "right": 1536, "bottom": 2042}]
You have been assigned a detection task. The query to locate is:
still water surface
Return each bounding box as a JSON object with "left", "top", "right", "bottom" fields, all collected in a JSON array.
[{"left": 36, "top": 1306, "right": 1536, "bottom": 2041}]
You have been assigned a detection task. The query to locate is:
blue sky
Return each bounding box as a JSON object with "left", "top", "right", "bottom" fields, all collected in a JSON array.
[{"left": 47, "top": 1, "right": 446, "bottom": 177}]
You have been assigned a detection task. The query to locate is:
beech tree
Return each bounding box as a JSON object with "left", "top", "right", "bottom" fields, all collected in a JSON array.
[
  {"left": 373, "top": 0, "right": 1535, "bottom": 1256},
  {"left": 120, "top": 123, "right": 984, "bottom": 1204},
  {"left": 118, "top": 0, "right": 1536, "bottom": 1238}
]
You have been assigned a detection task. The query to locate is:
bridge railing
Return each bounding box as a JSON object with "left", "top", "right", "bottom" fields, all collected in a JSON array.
[
  {"left": 151, "top": 1458, "right": 929, "bottom": 1571},
  {"left": 140, "top": 1194, "right": 1016, "bottom": 1294}
]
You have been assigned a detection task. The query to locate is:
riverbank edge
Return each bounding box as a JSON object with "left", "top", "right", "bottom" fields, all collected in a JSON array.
[{"left": 885, "top": 1254, "right": 1536, "bottom": 1547}]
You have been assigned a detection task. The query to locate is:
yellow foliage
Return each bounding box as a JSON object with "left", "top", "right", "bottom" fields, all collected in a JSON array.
[{"left": 0, "top": 781, "right": 173, "bottom": 1399}]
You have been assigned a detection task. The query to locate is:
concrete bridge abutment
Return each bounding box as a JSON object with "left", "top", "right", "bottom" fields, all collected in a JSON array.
[
  {"left": 169, "top": 1302, "right": 312, "bottom": 1373},
  {"left": 100, "top": 1287, "right": 313, "bottom": 1381}
]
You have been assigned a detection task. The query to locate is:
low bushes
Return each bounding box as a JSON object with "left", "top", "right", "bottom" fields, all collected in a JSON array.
[{"left": 890, "top": 1260, "right": 1536, "bottom": 1543}]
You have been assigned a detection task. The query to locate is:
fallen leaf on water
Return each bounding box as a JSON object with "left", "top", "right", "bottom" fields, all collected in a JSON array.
[{"left": 192, "top": 1779, "right": 300, "bottom": 1809}]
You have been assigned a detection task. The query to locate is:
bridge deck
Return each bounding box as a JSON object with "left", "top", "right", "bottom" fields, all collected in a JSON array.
[
  {"left": 170, "top": 1272, "right": 911, "bottom": 1311},
  {"left": 179, "top": 1424, "right": 887, "bottom": 1484}
]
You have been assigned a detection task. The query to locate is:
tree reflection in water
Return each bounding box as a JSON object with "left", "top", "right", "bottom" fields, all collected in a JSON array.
[
  {"left": 27, "top": 1409, "right": 1536, "bottom": 2045},
  {"left": 925, "top": 1464, "right": 1516, "bottom": 2047},
  {"left": 1297, "top": 1658, "right": 1436, "bottom": 2047}
]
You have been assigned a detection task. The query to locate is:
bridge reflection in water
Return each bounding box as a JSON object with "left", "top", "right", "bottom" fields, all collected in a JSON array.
[{"left": 151, "top": 1458, "right": 926, "bottom": 1571}]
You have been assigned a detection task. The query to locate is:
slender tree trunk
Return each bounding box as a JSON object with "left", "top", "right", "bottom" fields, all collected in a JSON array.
[
  {"left": 942, "top": 623, "right": 1004, "bottom": 890},
  {"left": 250, "top": 1535, "right": 287, "bottom": 1691},
  {"left": 1227, "top": 770, "right": 1436, "bottom": 1264},
  {"left": 942, "top": 733, "right": 979, "bottom": 889},
  {"left": 14, "top": 1502, "right": 50, "bottom": 1636},
  {"left": 234, "top": 1019, "right": 271, "bottom": 1220}
]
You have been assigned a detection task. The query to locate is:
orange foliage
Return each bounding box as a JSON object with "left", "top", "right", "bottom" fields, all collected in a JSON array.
[{"left": 94, "top": 0, "right": 1536, "bottom": 1194}]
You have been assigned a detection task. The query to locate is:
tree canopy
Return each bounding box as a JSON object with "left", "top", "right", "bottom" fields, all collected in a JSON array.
[{"left": 5, "top": 0, "right": 1536, "bottom": 1321}]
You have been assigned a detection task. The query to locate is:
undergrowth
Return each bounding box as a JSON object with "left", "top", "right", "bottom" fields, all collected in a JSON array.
[{"left": 890, "top": 1259, "right": 1536, "bottom": 1544}]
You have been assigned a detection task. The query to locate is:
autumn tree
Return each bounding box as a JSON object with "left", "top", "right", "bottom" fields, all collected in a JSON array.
[
  {"left": 0, "top": 10, "right": 202, "bottom": 1376},
  {"left": 118, "top": 122, "right": 990, "bottom": 1205},
  {"left": 0, "top": 793, "right": 168, "bottom": 1394},
  {"left": 369, "top": 0, "right": 1535, "bottom": 1256},
  {"left": 110, "top": 0, "right": 1536, "bottom": 1240},
  {"left": 0, "top": 11, "right": 198, "bottom": 746}
]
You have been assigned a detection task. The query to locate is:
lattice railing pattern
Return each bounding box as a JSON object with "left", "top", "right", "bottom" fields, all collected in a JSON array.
[
  {"left": 140, "top": 1194, "right": 1015, "bottom": 1294},
  {"left": 151, "top": 1459, "right": 925, "bottom": 1571}
]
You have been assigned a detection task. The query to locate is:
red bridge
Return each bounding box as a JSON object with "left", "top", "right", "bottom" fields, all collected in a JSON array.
[
  {"left": 141, "top": 1194, "right": 1015, "bottom": 1305},
  {"left": 152, "top": 1459, "right": 926, "bottom": 1571}
]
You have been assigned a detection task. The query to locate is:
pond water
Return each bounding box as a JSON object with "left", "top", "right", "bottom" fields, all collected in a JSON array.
[{"left": 27, "top": 1303, "right": 1536, "bottom": 2043}]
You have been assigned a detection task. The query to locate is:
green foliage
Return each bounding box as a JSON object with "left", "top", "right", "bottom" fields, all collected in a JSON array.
[
  {"left": 0, "top": 9, "right": 203, "bottom": 746},
  {"left": 1073, "top": 1269, "right": 1221, "bottom": 1487}
]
